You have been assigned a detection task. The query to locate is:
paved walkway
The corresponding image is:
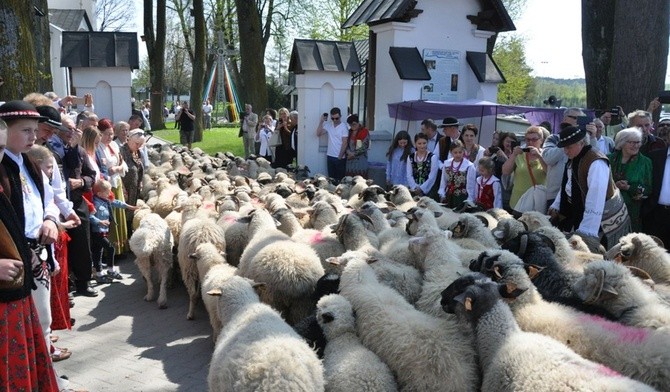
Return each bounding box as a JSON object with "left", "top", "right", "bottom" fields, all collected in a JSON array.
[{"left": 55, "top": 256, "right": 213, "bottom": 391}]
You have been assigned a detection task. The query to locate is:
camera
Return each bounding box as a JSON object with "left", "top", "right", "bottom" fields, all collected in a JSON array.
[
  {"left": 322, "top": 113, "right": 328, "bottom": 119},
  {"left": 488, "top": 146, "right": 500, "bottom": 154},
  {"left": 511, "top": 140, "right": 521, "bottom": 149},
  {"left": 659, "top": 91, "right": 670, "bottom": 104},
  {"left": 521, "top": 147, "right": 531, "bottom": 152}
]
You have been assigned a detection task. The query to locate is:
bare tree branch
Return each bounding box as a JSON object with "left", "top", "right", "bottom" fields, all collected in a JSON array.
[{"left": 96, "top": 0, "right": 136, "bottom": 31}]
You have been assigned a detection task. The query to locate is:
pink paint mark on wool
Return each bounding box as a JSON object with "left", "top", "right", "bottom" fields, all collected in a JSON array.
[
  {"left": 309, "top": 232, "right": 324, "bottom": 244},
  {"left": 578, "top": 314, "right": 649, "bottom": 344},
  {"left": 596, "top": 364, "right": 622, "bottom": 378},
  {"left": 224, "top": 216, "right": 237, "bottom": 223}
]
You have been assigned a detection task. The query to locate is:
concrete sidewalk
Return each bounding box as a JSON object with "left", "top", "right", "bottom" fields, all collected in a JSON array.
[{"left": 55, "top": 257, "right": 213, "bottom": 391}]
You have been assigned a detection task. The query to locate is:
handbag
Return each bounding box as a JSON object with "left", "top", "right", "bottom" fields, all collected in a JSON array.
[
  {"left": 513, "top": 154, "right": 547, "bottom": 214},
  {"left": 269, "top": 130, "right": 282, "bottom": 147},
  {"left": 0, "top": 218, "right": 24, "bottom": 290}
]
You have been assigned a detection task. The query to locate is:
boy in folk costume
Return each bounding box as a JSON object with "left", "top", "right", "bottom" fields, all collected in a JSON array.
[{"left": 438, "top": 140, "right": 476, "bottom": 208}]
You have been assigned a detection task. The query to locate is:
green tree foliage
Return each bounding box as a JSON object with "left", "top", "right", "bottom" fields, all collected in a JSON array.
[
  {"left": 530, "top": 78, "right": 587, "bottom": 108},
  {"left": 493, "top": 36, "right": 535, "bottom": 105},
  {"left": 295, "top": 0, "right": 368, "bottom": 41}
]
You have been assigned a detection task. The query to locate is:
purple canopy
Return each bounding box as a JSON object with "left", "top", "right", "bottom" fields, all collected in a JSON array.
[{"left": 387, "top": 99, "right": 568, "bottom": 134}]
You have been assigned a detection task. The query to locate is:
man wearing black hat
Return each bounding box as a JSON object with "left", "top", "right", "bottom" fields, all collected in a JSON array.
[{"left": 548, "top": 126, "right": 630, "bottom": 251}]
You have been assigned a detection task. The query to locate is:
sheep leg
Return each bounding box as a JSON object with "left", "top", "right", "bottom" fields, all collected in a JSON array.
[
  {"left": 186, "top": 278, "right": 199, "bottom": 320},
  {"left": 156, "top": 256, "right": 171, "bottom": 309},
  {"left": 136, "top": 256, "right": 155, "bottom": 302},
  {"left": 209, "top": 312, "right": 222, "bottom": 343}
]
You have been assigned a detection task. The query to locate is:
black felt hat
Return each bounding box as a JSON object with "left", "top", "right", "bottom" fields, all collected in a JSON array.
[
  {"left": 0, "top": 100, "right": 48, "bottom": 122},
  {"left": 557, "top": 126, "right": 586, "bottom": 148},
  {"left": 438, "top": 116, "right": 460, "bottom": 128},
  {"left": 36, "top": 105, "right": 69, "bottom": 132}
]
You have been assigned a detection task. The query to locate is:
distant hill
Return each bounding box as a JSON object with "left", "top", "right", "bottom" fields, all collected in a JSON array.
[{"left": 528, "top": 77, "right": 586, "bottom": 108}]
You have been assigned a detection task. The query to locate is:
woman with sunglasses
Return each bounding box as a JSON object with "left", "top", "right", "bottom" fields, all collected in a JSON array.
[{"left": 502, "top": 125, "right": 548, "bottom": 213}]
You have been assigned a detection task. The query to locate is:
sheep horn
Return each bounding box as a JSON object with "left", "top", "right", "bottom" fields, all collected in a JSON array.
[
  {"left": 604, "top": 243, "right": 622, "bottom": 261},
  {"left": 517, "top": 234, "right": 529, "bottom": 259},
  {"left": 585, "top": 269, "right": 606, "bottom": 304},
  {"left": 649, "top": 235, "right": 665, "bottom": 248},
  {"left": 626, "top": 266, "right": 653, "bottom": 282},
  {"left": 493, "top": 265, "right": 503, "bottom": 280}
]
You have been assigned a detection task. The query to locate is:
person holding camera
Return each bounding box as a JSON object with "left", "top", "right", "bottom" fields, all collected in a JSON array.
[
  {"left": 600, "top": 106, "right": 627, "bottom": 138},
  {"left": 316, "top": 107, "right": 348, "bottom": 183},
  {"left": 486, "top": 132, "right": 518, "bottom": 210},
  {"left": 502, "top": 126, "right": 547, "bottom": 213}
]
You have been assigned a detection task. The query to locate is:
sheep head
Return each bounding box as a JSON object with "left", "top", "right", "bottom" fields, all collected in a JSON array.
[
  {"left": 441, "top": 274, "right": 526, "bottom": 324},
  {"left": 316, "top": 294, "right": 356, "bottom": 339},
  {"left": 605, "top": 233, "right": 665, "bottom": 263},
  {"left": 572, "top": 261, "right": 621, "bottom": 305},
  {"left": 468, "top": 250, "right": 535, "bottom": 295}
]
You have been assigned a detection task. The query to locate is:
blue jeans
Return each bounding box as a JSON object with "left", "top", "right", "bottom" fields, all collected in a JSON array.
[{"left": 327, "top": 156, "right": 346, "bottom": 184}]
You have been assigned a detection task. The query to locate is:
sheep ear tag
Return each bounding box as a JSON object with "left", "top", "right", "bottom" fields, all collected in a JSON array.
[
  {"left": 499, "top": 283, "right": 527, "bottom": 299},
  {"left": 523, "top": 264, "right": 544, "bottom": 280},
  {"left": 453, "top": 222, "right": 463, "bottom": 236},
  {"left": 464, "top": 297, "right": 473, "bottom": 311},
  {"left": 452, "top": 292, "right": 472, "bottom": 311}
]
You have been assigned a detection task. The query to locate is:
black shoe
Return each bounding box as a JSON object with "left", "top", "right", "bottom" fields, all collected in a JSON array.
[{"left": 75, "top": 287, "right": 98, "bottom": 297}]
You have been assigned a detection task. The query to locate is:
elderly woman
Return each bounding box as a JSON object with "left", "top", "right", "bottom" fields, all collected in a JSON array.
[
  {"left": 273, "top": 107, "right": 295, "bottom": 169},
  {"left": 113, "top": 121, "right": 130, "bottom": 147},
  {"left": 345, "top": 114, "right": 370, "bottom": 178},
  {"left": 608, "top": 127, "right": 652, "bottom": 232},
  {"left": 98, "top": 118, "right": 129, "bottom": 255},
  {"left": 502, "top": 126, "right": 547, "bottom": 212},
  {"left": 120, "top": 129, "right": 145, "bottom": 235}
]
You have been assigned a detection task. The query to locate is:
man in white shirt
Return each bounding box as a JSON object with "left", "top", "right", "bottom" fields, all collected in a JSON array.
[
  {"left": 548, "top": 126, "right": 630, "bottom": 251},
  {"left": 316, "top": 107, "right": 348, "bottom": 183},
  {"left": 593, "top": 118, "right": 614, "bottom": 154},
  {"left": 203, "top": 99, "right": 213, "bottom": 129},
  {"left": 642, "top": 129, "right": 670, "bottom": 250}
]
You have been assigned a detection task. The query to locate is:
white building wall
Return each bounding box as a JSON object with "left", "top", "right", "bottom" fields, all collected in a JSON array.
[
  {"left": 71, "top": 67, "right": 132, "bottom": 122},
  {"left": 49, "top": 25, "right": 69, "bottom": 97},
  {"left": 370, "top": 0, "right": 500, "bottom": 146},
  {"left": 295, "top": 72, "right": 351, "bottom": 177}
]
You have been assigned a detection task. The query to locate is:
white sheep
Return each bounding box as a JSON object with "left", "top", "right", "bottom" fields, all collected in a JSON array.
[
  {"left": 470, "top": 250, "right": 670, "bottom": 391},
  {"left": 316, "top": 294, "right": 398, "bottom": 392},
  {"left": 415, "top": 196, "right": 460, "bottom": 230},
  {"left": 338, "top": 255, "right": 479, "bottom": 391},
  {"left": 408, "top": 227, "right": 470, "bottom": 317},
  {"left": 518, "top": 210, "right": 552, "bottom": 231},
  {"left": 606, "top": 232, "right": 670, "bottom": 285},
  {"left": 357, "top": 202, "right": 414, "bottom": 267},
  {"left": 573, "top": 260, "right": 670, "bottom": 330},
  {"left": 441, "top": 275, "right": 656, "bottom": 392},
  {"left": 178, "top": 210, "right": 226, "bottom": 320},
  {"left": 449, "top": 213, "right": 500, "bottom": 250},
  {"left": 238, "top": 208, "right": 325, "bottom": 325},
  {"left": 207, "top": 276, "right": 324, "bottom": 392},
  {"left": 190, "top": 242, "right": 237, "bottom": 343},
  {"left": 309, "top": 200, "right": 344, "bottom": 231},
  {"left": 129, "top": 213, "right": 174, "bottom": 309},
  {"left": 388, "top": 185, "right": 416, "bottom": 212}
]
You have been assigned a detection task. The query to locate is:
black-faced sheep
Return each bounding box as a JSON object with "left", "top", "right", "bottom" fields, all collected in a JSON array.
[
  {"left": 470, "top": 250, "right": 670, "bottom": 390},
  {"left": 316, "top": 294, "right": 398, "bottom": 391},
  {"left": 441, "top": 275, "right": 656, "bottom": 392},
  {"left": 207, "top": 276, "right": 324, "bottom": 391},
  {"left": 338, "top": 255, "right": 478, "bottom": 391}
]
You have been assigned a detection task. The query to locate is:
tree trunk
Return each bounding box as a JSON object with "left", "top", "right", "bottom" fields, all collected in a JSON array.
[
  {"left": 144, "top": 0, "right": 167, "bottom": 131},
  {"left": 583, "top": 0, "right": 669, "bottom": 120},
  {"left": 34, "top": 0, "right": 52, "bottom": 93},
  {"left": 235, "top": 0, "right": 268, "bottom": 113},
  {"left": 191, "top": 0, "right": 206, "bottom": 142},
  {"left": 0, "top": 1, "right": 40, "bottom": 100}
]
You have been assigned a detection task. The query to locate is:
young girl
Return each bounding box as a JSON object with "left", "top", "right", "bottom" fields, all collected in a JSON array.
[
  {"left": 406, "top": 132, "right": 439, "bottom": 197},
  {"left": 256, "top": 115, "right": 274, "bottom": 162},
  {"left": 438, "top": 140, "right": 476, "bottom": 208},
  {"left": 89, "top": 179, "right": 138, "bottom": 284},
  {"left": 386, "top": 131, "right": 413, "bottom": 188},
  {"left": 473, "top": 156, "right": 502, "bottom": 210}
]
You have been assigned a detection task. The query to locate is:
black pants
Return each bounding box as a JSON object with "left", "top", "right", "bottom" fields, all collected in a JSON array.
[
  {"left": 91, "top": 232, "right": 115, "bottom": 272},
  {"left": 67, "top": 200, "right": 92, "bottom": 291},
  {"left": 643, "top": 205, "right": 670, "bottom": 251}
]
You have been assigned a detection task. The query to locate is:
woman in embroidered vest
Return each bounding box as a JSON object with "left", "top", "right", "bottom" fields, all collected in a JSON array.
[
  {"left": 502, "top": 125, "right": 547, "bottom": 212},
  {"left": 473, "top": 156, "right": 502, "bottom": 209},
  {"left": 120, "top": 129, "right": 146, "bottom": 237},
  {"left": 0, "top": 102, "right": 60, "bottom": 391},
  {"left": 345, "top": 114, "right": 370, "bottom": 178},
  {"left": 607, "top": 127, "right": 652, "bottom": 232},
  {"left": 438, "top": 140, "right": 476, "bottom": 208},
  {"left": 458, "top": 124, "right": 486, "bottom": 168},
  {"left": 406, "top": 132, "right": 439, "bottom": 197},
  {"left": 548, "top": 126, "right": 631, "bottom": 252}
]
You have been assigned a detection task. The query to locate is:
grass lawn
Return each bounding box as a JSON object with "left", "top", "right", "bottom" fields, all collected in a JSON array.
[{"left": 152, "top": 123, "right": 244, "bottom": 157}]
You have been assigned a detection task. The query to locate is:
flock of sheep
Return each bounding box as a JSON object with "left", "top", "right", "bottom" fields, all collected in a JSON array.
[{"left": 127, "top": 143, "right": 670, "bottom": 391}]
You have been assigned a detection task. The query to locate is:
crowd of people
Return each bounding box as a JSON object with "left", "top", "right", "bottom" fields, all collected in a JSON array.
[
  {"left": 0, "top": 93, "right": 152, "bottom": 392},
  {"left": 314, "top": 103, "right": 670, "bottom": 253}
]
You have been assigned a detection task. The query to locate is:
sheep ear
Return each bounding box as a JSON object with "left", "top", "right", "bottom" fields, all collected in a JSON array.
[
  {"left": 237, "top": 216, "right": 252, "bottom": 224},
  {"left": 631, "top": 236, "right": 643, "bottom": 251},
  {"left": 499, "top": 282, "right": 527, "bottom": 299},
  {"left": 600, "top": 284, "right": 619, "bottom": 300},
  {"left": 493, "top": 230, "right": 505, "bottom": 239},
  {"left": 433, "top": 211, "right": 443, "bottom": 218},
  {"left": 366, "top": 256, "right": 378, "bottom": 264},
  {"left": 356, "top": 212, "right": 374, "bottom": 225},
  {"left": 188, "top": 252, "right": 197, "bottom": 260},
  {"left": 523, "top": 264, "right": 544, "bottom": 280},
  {"left": 443, "top": 230, "right": 453, "bottom": 239},
  {"left": 408, "top": 236, "right": 427, "bottom": 246},
  {"left": 326, "top": 257, "right": 341, "bottom": 266},
  {"left": 252, "top": 282, "right": 267, "bottom": 296},
  {"left": 452, "top": 292, "right": 471, "bottom": 310},
  {"left": 207, "top": 288, "right": 222, "bottom": 296}
]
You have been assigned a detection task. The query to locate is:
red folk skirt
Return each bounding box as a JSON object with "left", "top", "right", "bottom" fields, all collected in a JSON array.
[
  {"left": 0, "top": 296, "right": 59, "bottom": 391},
  {"left": 50, "top": 231, "right": 71, "bottom": 331}
]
